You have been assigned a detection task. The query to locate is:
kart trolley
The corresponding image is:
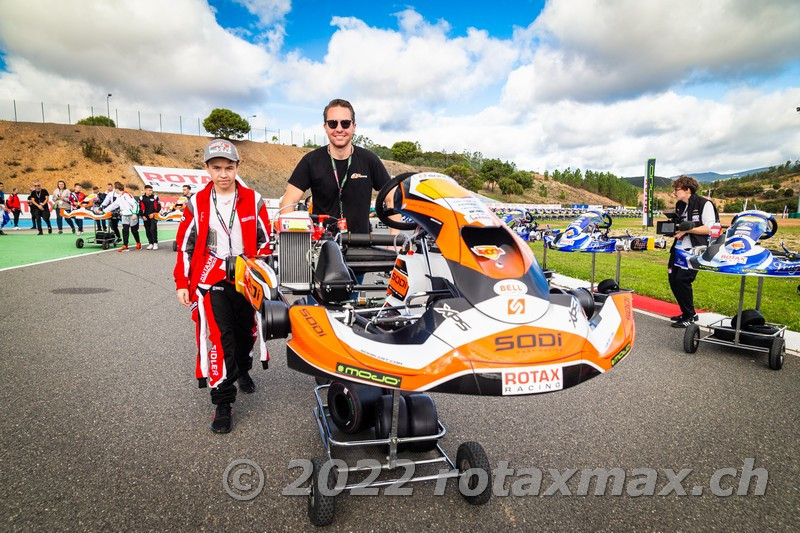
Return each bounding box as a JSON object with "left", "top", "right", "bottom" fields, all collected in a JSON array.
[
  {"left": 678, "top": 210, "right": 799, "bottom": 371},
  {"left": 61, "top": 208, "right": 117, "bottom": 250},
  {"left": 683, "top": 275, "right": 787, "bottom": 370},
  {"left": 307, "top": 383, "right": 492, "bottom": 526}
]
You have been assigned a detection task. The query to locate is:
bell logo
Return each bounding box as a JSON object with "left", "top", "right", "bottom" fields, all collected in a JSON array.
[
  {"left": 471, "top": 245, "right": 505, "bottom": 260},
  {"left": 508, "top": 298, "right": 525, "bottom": 315}
]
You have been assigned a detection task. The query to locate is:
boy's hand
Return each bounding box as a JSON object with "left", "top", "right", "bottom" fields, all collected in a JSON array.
[{"left": 176, "top": 288, "right": 191, "bottom": 307}]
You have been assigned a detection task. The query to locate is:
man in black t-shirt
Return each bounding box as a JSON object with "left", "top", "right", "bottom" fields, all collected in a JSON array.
[
  {"left": 28, "top": 182, "right": 52, "bottom": 234},
  {"left": 279, "top": 99, "right": 392, "bottom": 234}
]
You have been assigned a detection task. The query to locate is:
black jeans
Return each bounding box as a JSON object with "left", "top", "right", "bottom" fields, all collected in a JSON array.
[
  {"left": 12, "top": 209, "right": 21, "bottom": 227},
  {"left": 109, "top": 217, "right": 121, "bottom": 239},
  {"left": 143, "top": 217, "right": 158, "bottom": 244},
  {"left": 207, "top": 282, "right": 255, "bottom": 405},
  {"left": 668, "top": 249, "right": 698, "bottom": 317},
  {"left": 33, "top": 207, "right": 51, "bottom": 231},
  {"left": 122, "top": 222, "right": 140, "bottom": 247}
]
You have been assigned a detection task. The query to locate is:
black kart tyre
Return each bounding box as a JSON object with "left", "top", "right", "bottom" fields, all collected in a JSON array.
[
  {"left": 75, "top": 238, "right": 84, "bottom": 248},
  {"left": 308, "top": 457, "right": 336, "bottom": 527},
  {"left": 684, "top": 324, "right": 700, "bottom": 354},
  {"left": 768, "top": 337, "right": 785, "bottom": 371},
  {"left": 327, "top": 381, "right": 383, "bottom": 434},
  {"left": 712, "top": 327, "right": 775, "bottom": 348},
  {"left": 404, "top": 393, "right": 439, "bottom": 453},
  {"left": 731, "top": 309, "right": 766, "bottom": 329},
  {"left": 374, "top": 394, "right": 409, "bottom": 441},
  {"left": 597, "top": 278, "right": 619, "bottom": 294},
  {"left": 456, "top": 441, "right": 492, "bottom": 506},
  {"left": 315, "top": 376, "right": 332, "bottom": 386}
]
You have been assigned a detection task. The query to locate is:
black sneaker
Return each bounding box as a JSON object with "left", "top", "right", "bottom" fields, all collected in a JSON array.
[
  {"left": 671, "top": 313, "right": 698, "bottom": 322},
  {"left": 671, "top": 316, "right": 697, "bottom": 328},
  {"left": 210, "top": 403, "right": 232, "bottom": 433},
  {"left": 48, "top": 228, "right": 52, "bottom": 234},
  {"left": 237, "top": 372, "right": 256, "bottom": 394}
]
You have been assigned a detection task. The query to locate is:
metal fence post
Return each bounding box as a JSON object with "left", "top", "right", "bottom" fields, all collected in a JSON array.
[
  {"left": 198, "top": 118, "right": 201, "bottom": 136},
  {"left": 159, "top": 113, "right": 162, "bottom": 132},
  {"left": 41, "top": 102, "right": 45, "bottom": 123},
  {"left": 138, "top": 111, "right": 141, "bottom": 130},
  {"left": 13, "top": 100, "right": 17, "bottom": 122},
  {"left": 67, "top": 104, "right": 70, "bottom": 125},
  {"left": 180, "top": 115, "right": 182, "bottom": 134},
  {"left": 115, "top": 109, "right": 119, "bottom": 127},
  {"left": 91, "top": 106, "right": 94, "bottom": 118}
]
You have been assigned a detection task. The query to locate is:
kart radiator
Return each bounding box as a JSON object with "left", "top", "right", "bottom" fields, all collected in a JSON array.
[{"left": 278, "top": 231, "right": 313, "bottom": 291}]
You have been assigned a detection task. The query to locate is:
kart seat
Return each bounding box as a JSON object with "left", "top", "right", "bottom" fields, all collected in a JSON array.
[{"left": 314, "top": 240, "right": 355, "bottom": 303}]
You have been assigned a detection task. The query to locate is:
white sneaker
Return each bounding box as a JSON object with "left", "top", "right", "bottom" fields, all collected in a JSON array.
[
  {"left": 152, "top": 243, "right": 159, "bottom": 250},
  {"left": 146, "top": 243, "right": 154, "bottom": 250},
  {"left": 14, "top": 226, "right": 19, "bottom": 231}
]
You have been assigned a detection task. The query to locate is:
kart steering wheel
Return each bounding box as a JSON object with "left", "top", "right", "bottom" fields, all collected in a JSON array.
[
  {"left": 374, "top": 172, "right": 418, "bottom": 231},
  {"left": 762, "top": 215, "right": 778, "bottom": 240}
]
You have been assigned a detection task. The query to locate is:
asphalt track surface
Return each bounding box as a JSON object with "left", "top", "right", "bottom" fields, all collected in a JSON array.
[{"left": 1, "top": 248, "right": 798, "bottom": 531}]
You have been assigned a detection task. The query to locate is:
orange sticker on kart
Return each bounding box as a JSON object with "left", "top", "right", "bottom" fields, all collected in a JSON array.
[{"left": 472, "top": 245, "right": 505, "bottom": 260}]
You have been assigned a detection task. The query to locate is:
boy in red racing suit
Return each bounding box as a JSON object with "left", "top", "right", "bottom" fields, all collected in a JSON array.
[{"left": 174, "top": 139, "right": 272, "bottom": 433}]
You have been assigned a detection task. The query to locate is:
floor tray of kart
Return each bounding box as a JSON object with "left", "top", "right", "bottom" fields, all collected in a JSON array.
[{"left": 260, "top": 172, "right": 636, "bottom": 396}]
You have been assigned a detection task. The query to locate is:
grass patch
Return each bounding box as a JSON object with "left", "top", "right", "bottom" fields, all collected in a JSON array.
[
  {"left": 80, "top": 138, "right": 112, "bottom": 163},
  {"left": 530, "top": 239, "right": 800, "bottom": 331}
]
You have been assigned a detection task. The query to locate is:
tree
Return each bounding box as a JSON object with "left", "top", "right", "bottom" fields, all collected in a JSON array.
[
  {"left": 77, "top": 115, "right": 115, "bottom": 127},
  {"left": 443, "top": 164, "right": 473, "bottom": 187},
  {"left": 465, "top": 175, "right": 485, "bottom": 192},
  {"left": 510, "top": 170, "right": 534, "bottom": 190},
  {"left": 202, "top": 108, "right": 251, "bottom": 140},
  {"left": 391, "top": 141, "right": 420, "bottom": 163},
  {"left": 479, "top": 159, "right": 515, "bottom": 192},
  {"left": 499, "top": 178, "right": 523, "bottom": 197}
]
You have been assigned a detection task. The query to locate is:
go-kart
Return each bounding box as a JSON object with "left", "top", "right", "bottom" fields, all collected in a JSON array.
[
  {"left": 230, "top": 172, "right": 637, "bottom": 525},
  {"left": 544, "top": 210, "right": 665, "bottom": 252},
  {"left": 674, "top": 210, "right": 800, "bottom": 276}
]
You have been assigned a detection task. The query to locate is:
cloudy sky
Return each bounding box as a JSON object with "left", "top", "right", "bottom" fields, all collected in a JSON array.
[{"left": 0, "top": 0, "right": 798, "bottom": 177}]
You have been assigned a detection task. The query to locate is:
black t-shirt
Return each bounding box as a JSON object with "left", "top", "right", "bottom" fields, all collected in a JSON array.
[
  {"left": 29, "top": 189, "right": 49, "bottom": 209},
  {"left": 288, "top": 145, "right": 390, "bottom": 234}
]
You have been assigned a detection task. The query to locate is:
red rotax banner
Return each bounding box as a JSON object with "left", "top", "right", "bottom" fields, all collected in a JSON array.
[{"left": 134, "top": 165, "right": 245, "bottom": 193}]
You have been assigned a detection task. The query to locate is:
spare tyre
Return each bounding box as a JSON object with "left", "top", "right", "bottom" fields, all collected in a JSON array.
[
  {"left": 730, "top": 309, "right": 765, "bottom": 329},
  {"left": 567, "top": 287, "right": 595, "bottom": 319},
  {"left": 374, "top": 394, "right": 409, "bottom": 441},
  {"left": 404, "top": 393, "right": 439, "bottom": 453},
  {"left": 597, "top": 278, "right": 619, "bottom": 294},
  {"left": 327, "top": 381, "right": 383, "bottom": 434}
]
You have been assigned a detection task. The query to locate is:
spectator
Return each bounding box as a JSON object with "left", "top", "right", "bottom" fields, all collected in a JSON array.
[
  {"left": 5, "top": 186, "right": 22, "bottom": 230},
  {"left": 69, "top": 183, "right": 86, "bottom": 235},
  {"left": 100, "top": 182, "right": 122, "bottom": 242},
  {"left": 0, "top": 181, "right": 7, "bottom": 235},
  {"left": 51, "top": 180, "right": 77, "bottom": 234},
  {"left": 103, "top": 182, "right": 141, "bottom": 252},
  {"left": 93, "top": 186, "right": 107, "bottom": 232},
  {"left": 173, "top": 138, "right": 271, "bottom": 434},
  {"left": 28, "top": 182, "right": 52, "bottom": 235},
  {"left": 182, "top": 184, "right": 193, "bottom": 200},
  {"left": 139, "top": 184, "right": 160, "bottom": 249}
]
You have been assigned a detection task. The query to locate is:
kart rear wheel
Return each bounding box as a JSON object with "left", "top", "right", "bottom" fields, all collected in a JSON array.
[
  {"left": 684, "top": 324, "right": 700, "bottom": 354},
  {"left": 327, "top": 381, "right": 382, "bottom": 434},
  {"left": 404, "top": 393, "right": 439, "bottom": 453},
  {"left": 456, "top": 441, "right": 492, "bottom": 506},
  {"left": 308, "top": 457, "right": 336, "bottom": 527},
  {"left": 768, "top": 337, "right": 785, "bottom": 371},
  {"left": 75, "top": 238, "right": 84, "bottom": 249}
]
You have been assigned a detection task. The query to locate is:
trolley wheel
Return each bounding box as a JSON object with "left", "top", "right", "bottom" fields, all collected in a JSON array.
[
  {"left": 404, "top": 393, "right": 439, "bottom": 453},
  {"left": 683, "top": 324, "right": 700, "bottom": 354},
  {"left": 173, "top": 241, "right": 178, "bottom": 252},
  {"left": 456, "top": 441, "right": 492, "bottom": 506},
  {"left": 308, "top": 457, "right": 336, "bottom": 526},
  {"left": 75, "top": 238, "right": 85, "bottom": 249},
  {"left": 768, "top": 337, "right": 785, "bottom": 371},
  {"left": 102, "top": 241, "right": 109, "bottom": 250}
]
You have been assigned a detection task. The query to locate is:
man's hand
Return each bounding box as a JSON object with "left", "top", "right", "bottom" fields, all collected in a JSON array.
[
  {"left": 176, "top": 288, "right": 191, "bottom": 307},
  {"left": 674, "top": 230, "right": 687, "bottom": 240}
]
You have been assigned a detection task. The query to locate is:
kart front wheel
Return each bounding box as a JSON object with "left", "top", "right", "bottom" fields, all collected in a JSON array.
[
  {"left": 684, "top": 324, "right": 700, "bottom": 354},
  {"left": 75, "top": 238, "right": 84, "bottom": 249},
  {"left": 456, "top": 441, "right": 492, "bottom": 506},
  {"left": 768, "top": 337, "right": 784, "bottom": 371},
  {"left": 308, "top": 457, "right": 336, "bottom": 526}
]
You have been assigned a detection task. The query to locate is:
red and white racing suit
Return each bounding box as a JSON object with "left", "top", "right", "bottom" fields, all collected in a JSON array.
[{"left": 173, "top": 182, "right": 271, "bottom": 404}]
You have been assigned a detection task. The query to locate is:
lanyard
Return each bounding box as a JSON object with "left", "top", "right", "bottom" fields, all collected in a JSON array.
[
  {"left": 328, "top": 147, "right": 352, "bottom": 218},
  {"left": 211, "top": 185, "right": 238, "bottom": 255}
]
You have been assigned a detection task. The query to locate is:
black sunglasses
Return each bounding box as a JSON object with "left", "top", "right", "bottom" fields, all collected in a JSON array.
[{"left": 325, "top": 119, "right": 352, "bottom": 129}]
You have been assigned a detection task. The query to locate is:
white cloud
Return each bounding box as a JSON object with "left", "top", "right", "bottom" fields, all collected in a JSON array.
[
  {"left": 0, "top": 0, "right": 273, "bottom": 111},
  {"left": 504, "top": 0, "right": 800, "bottom": 106},
  {"left": 231, "top": 0, "right": 291, "bottom": 52}
]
